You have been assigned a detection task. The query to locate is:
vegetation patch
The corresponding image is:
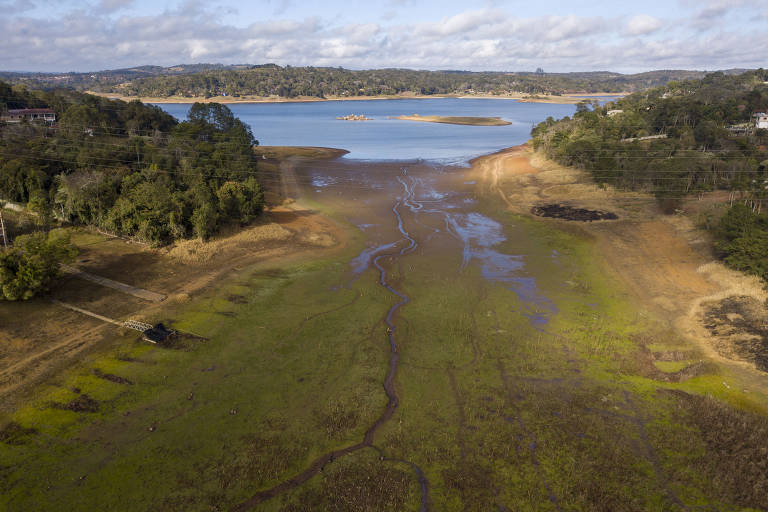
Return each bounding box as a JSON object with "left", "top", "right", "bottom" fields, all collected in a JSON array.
[
  {"left": 0, "top": 421, "right": 37, "bottom": 445},
  {"left": 92, "top": 368, "right": 132, "bottom": 385},
  {"left": 52, "top": 393, "right": 99, "bottom": 413},
  {"left": 276, "top": 452, "right": 417, "bottom": 512},
  {"left": 702, "top": 295, "right": 768, "bottom": 371},
  {"left": 531, "top": 203, "right": 618, "bottom": 221},
  {"left": 664, "top": 389, "right": 768, "bottom": 509}
]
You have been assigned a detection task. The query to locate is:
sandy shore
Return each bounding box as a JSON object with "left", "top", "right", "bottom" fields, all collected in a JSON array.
[
  {"left": 86, "top": 90, "right": 624, "bottom": 105},
  {"left": 393, "top": 114, "right": 511, "bottom": 126}
]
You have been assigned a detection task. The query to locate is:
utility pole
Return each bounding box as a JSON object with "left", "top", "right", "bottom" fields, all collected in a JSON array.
[{"left": 0, "top": 209, "right": 8, "bottom": 250}]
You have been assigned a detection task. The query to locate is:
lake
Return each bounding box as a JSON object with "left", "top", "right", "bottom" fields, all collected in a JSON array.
[{"left": 155, "top": 98, "right": 577, "bottom": 164}]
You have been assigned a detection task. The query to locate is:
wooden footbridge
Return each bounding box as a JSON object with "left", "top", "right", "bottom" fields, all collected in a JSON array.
[{"left": 51, "top": 300, "right": 166, "bottom": 343}]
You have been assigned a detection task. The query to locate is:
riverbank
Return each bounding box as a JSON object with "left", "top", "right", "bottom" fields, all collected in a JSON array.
[
  {"left": 393, "top": 114, "right": 511, "bottom": 126},
  {"left": 86, "top": 90, "right": 623, "bottom": 105}
]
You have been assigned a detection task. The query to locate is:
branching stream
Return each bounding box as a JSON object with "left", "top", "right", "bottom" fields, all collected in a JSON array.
[{"left": 233, "top": 179, "right": 429, "bottom": 512}]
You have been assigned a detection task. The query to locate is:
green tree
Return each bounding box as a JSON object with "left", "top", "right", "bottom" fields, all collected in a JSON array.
[
  {"left": 27, "top": 189, "right": 52, "bottom": 228},
  {"left": 0, "top": 229, "right": 77, "bottom": 300},
  {"left": 191, "top": 202, "right": 218, "bottom": 240}
]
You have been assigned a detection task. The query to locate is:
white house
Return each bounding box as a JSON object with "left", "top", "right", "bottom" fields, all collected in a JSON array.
[
  {"left": 1, "top": 108, "right": 56, "bottom": 124},
  {"left": 756, "top": 112, "right": 768, "bottom": 130}
]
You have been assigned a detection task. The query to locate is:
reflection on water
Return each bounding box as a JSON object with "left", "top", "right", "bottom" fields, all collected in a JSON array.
[
  {"left": 447, "top": 212, "right": 558, "bottom": 325},
  {"left": 343, "top": 169, "right": 559, "bottom": 326},
  {"left": 350, "top": 241, "right": 401, "bottom": 276}
]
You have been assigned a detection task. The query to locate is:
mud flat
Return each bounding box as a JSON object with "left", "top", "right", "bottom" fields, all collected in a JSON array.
[
  {"left": 394, "top": 114, "right": 511, "bottom": 126},
  {"left": 3, "top": 144, "right": 768, "bottom": 511}
]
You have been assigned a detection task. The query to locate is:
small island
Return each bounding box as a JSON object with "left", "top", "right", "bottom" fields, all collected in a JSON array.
[
  {"left": 336, "top": 114, "right": 373, "bottom": 121},
  {"left": 394, "top": 114, "right": 511, "bottom": 126}
]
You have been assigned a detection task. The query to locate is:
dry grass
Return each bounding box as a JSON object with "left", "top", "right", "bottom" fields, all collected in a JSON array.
[
  {"left": 697, "top": 262, "right": 768, "bottom": 302},
  {"left": 165, "top": 223, "right": 294, "bottom": 264},
  {"left": 254, "top": 146, "right": 348, "bottom": 160},
  {"left": 667, "top": 389, "right": 768, "bottom": 509}
]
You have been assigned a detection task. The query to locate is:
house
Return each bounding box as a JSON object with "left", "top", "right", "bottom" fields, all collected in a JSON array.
[
  {"left": 756, "top": 112, "right": 768, "bottom": 130},
  {"left": 607, "top": 109, "right": 624, "bottom": 117},
  {"left": 1, "top": 108, "right": 57, "bottom": 124}
]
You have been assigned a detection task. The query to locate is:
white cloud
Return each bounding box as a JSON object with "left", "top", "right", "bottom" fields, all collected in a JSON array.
[
  {"left": 0, "top": 4, "right": 766, "bottom": 73},
  {"left": 626, "top": 15, "right": 663, "bottom": 36}
]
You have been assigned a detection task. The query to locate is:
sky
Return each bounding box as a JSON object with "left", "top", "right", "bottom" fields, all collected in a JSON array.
[{"left": 1, "top": 0, "right": 767, "bottom": 73}]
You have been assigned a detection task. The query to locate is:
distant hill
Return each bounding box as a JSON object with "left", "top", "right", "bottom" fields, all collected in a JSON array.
[
  {"left": 0, "top": 64, "right": 752, "bottom": 99},
  {"left": 0, "top": 64, "right": 244, "bottom": 91}
]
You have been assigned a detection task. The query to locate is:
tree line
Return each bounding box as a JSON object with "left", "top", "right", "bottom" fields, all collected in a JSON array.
[
  {"left": 531, "top": 69, "right": 768, "bottom": 279},
  {"left": 1, "top": 82, "right": 265, "bottom": 299},
  {"left": 1, "top": 82, "right": 264, "bottom": 244},
  {"left": 71, "top": 66, "right": 716, "bottom": 99}
]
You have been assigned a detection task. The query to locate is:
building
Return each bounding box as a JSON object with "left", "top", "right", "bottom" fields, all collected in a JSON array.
[
  {"left": 756, "top": 112, "right": 768, "bottom": 130},
  {"left": 1, "top": 108, "right": 57, "bottom": 124}
]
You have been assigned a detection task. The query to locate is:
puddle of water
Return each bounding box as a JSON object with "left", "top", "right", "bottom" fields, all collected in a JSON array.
[
  {"left": 417, "top": 189, "right": 446, "bottom": 200},
  {"left": 448, "top": 212, "right": 558, "bottom": 325},
  {"left": 311, "top": 175, "right": 337, "bottom": 187},
  {"left": 350, "top": 241, "right": 400, "bottom": 275}
]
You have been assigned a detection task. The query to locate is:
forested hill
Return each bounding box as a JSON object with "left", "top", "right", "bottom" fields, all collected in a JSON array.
[
  {"left": 0, "top": 82, "right": 264, "bottom": 245},
  {"left": 531, "top": 69, "right": 768, "bottom": 279},
  {"left": 0, "top": 64, "right": 246, "bottom": 92},
  {"left": 103, "top": 67, "right": 715, "bottom": 99},
  {"left": 2, "top": 65, "right": 730, "bottom": 99}
]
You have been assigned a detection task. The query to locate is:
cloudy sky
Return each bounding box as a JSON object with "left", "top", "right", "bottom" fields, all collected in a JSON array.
[{"left": 1, "top": 0, "right": 767, "bottom": 73}]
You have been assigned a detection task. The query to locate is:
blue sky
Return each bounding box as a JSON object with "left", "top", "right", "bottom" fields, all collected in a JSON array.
[{"left": 1, "top": 0, "right": 766, "bottom": 72}]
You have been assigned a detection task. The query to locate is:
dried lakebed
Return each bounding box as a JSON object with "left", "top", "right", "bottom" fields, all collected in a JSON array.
[{"left": 2, "top": 148, "right": 768, "bottom": 511}]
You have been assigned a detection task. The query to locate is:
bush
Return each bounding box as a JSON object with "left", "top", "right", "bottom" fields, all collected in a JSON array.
[
  {"left": 0, "top": 229, "right": 78, "bottom": 300},
  {"left": 715, "top": 204, "right": 768, "bottom": 281}
]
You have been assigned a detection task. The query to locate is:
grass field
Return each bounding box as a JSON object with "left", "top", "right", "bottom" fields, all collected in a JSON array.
[{"left": 2, "top": 153, "right": 768, "bottom": 511}]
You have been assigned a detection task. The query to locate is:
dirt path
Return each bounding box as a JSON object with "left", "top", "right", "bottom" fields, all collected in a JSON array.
[{"left": 61, "top": 265, "right": 167, "bottom": 302}]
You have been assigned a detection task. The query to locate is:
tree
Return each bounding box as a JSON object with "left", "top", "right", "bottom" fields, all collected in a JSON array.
[
  {"left": 27, "top": 189, "right": 52, "bottom": 228},
  {"left": 191, "top": 202, "right": 218, "bottom": 240},
  {"left": 0, "top": 229, "right": 77, "bottom": 300},
  {"left": 188, "top": 102, "right": 237, "bottom": 132}
]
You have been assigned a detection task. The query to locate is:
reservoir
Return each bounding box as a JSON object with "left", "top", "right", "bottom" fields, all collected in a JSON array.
[{"left": 156, "top": 98, "right": 578, "bottom": 163}]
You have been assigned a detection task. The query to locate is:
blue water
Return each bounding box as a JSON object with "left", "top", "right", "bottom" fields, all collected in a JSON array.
[{"left": 155, "top": 98, "right": 576, "bottom": 163}]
